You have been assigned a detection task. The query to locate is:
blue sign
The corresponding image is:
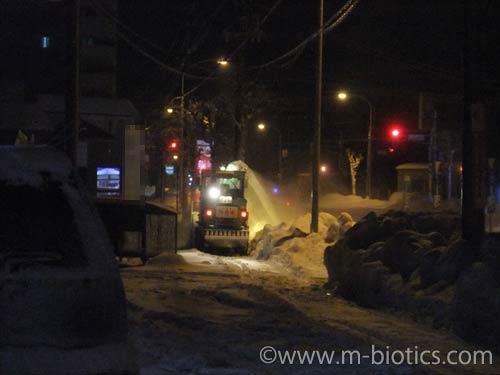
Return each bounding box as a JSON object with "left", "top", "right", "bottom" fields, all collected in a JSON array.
[{"left": 165, "top": 166, "right": 175, "bottom": 175}]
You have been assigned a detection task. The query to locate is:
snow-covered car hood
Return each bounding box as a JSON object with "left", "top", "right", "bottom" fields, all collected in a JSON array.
[{"left": 0, "top": 146, "right": 136, "bottom": 375}]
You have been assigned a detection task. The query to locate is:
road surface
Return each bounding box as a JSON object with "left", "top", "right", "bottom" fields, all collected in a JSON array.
[{"left": 121, "top": 250, "right": 500, "bottom": 375}]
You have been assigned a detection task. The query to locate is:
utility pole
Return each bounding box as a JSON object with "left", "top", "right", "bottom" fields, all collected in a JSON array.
[
  {"left": 448, "top": 150, "right": 455, "bottom": 200},
  {"left": 429, "top": 110, "right": 439, "bottom": 208},
  {"left": 179, "top": 72, "right": 186, "bottom": 216},
  {"left": 278, "top": 129, "right": 282, "bottom": 186},
  {"left": 365, "top": 100, "right": 373, "bottom": 198},
  {"left": 234, "top": 64, "right": 243, "bottom": 161},
  {"left": 463, "top": 0, "right": 486, "bottom": 244},
  {"left": 311, "top": 0, "right": 324, "bottom": 233},
  {"left": 65, "top": 0, "right": 80, "bottom": 165},
  {"left": 417, "top": 92, "right": 424, "bottom": 131}
]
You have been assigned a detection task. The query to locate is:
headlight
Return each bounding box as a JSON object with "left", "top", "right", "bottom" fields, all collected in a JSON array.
[{"left": 208, "top": 187, "right": 221, "bottom": 199}]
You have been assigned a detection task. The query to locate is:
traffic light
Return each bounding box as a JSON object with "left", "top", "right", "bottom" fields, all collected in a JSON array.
[
  {"left": 387, "top": 124, "right": 404, "bottom": 153},
  {"left": 389, "top": 125, "right": 403, "bottom": 140},
  {"left": 166, "top": 139, "right": 180, "bottom": 163},
  {"left": 168, "top": 139, "right": 179, "bottom": 150}
]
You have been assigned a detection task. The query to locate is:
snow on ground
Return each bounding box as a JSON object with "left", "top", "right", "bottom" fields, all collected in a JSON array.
[
  {"left": 319, "top": 193, "right": 400, "bottom": 221},
  {"left": 263, "top": 232, "right": 328, "bottom": 278},
  {"left": 121, "top": 251, "right": 500, "bottom": 375},
  {"left": 122, "top": 252, "right": 405, "bottom": 375},
  {"left": 181, "top": 248, "right": 282, "bottom": 274},
  {"left": 320, "top": 193, "right": 396, "bottom": 210}
]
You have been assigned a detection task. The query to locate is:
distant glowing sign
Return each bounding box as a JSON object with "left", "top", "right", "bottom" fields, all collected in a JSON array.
[
  {"left": 196, "top": 140, "right": 212, "bottom": 175},
  {"left": 165, "top": 165, "right": 175, "bottom": 175},
  {"left": 41, "top": 36, "right": 50, "bottom": 48},
  {"left": 96, "top": 167, "right": 120, "bottom": 196}
]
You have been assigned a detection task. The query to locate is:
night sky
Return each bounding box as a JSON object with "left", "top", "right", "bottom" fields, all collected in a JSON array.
[{"left": 3, "top": 0, "right": 500, "bottom": 181}]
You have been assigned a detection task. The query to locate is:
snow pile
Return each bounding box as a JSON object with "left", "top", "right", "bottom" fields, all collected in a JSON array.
[
  {"left": 291, "top": 212, "right": 338, "bottom": 239},
  {"left": 321, "top": 211, "right": 500, "bottom": 348},
  {"left": 0, "top": 145, "right": 72, "bottom": 187},
  {"left": 320, "top": 193, "right": 398, "bottom": 211},
  {"left": 250, "top": 212, "right": 352, "bottom": 278}
]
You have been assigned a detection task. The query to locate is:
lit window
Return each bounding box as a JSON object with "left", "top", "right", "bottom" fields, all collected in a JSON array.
[{"left": 41, "top": 36, "right": 50, "bottom": 49}]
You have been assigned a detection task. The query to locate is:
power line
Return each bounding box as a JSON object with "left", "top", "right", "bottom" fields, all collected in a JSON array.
[
  {"left": 244, "top": 0, "right": 359, "bottom": 71},
  {"left": 90, "top": 0, "right": 359, "bottom": 100},
  {"left": 227, "top": 0, "right": 284, "bottom": 60},
  {"left": 88, "top": 0, "right": 179, "bottom": 60},
  {"left": 187, "top": 0, "right": 230, "bottom": 56},
  {"left": 324, "top": 0, "right": 358, "bottom": 32},
  {"left": 114, "top": 28, "right": 218, "bottom": 80},
  {"left": 88, "top": 0, "right": 217, "bottom": 81},
  {"left": 167, "top": 0, "right": 287, "bottom": 99}
]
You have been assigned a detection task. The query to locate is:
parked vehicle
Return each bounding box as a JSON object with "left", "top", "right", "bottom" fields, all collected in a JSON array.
[{"left": 0, "top": 146, "right": 137, "bottom": 375}]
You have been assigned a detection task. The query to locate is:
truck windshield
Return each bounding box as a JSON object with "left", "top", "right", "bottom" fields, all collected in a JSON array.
[{"left": 203, "top": 176, "right": 243, "bottom": 198}]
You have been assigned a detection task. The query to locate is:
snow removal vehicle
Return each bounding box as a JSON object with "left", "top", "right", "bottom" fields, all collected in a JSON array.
[{"left": 195, "top": 169, "right": 249, "bottom": 255}]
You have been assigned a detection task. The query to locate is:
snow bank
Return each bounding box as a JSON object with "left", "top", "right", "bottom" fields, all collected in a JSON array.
[
  {"left": 320, "top": 193, "right": 398, "bottom": 210},
  {"left": 0, "top": 145, "right": 71, "bottom": 187},
  {"left": 291, "top": 212, "right": 338, "bottom": 238},
  {"left": 250, "top": 212, "right": 352, "bottom": 279},
  {"left": 321, "top": 211, "right": 500, "bottom": 348}
]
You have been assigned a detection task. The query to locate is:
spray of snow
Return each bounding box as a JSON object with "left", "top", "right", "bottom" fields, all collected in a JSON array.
[{"left": 227, "top": 161, "right": 282, "bottom": 236}]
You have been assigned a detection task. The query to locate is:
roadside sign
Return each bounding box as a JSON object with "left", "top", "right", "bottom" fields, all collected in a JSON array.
[{"left": 408, "top": 134, "right": 426, "bottom": 142}]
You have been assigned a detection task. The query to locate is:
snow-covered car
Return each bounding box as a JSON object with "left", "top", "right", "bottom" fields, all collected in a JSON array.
[{"left": 0, "top": 146, "right": 137, "bottom": 375}]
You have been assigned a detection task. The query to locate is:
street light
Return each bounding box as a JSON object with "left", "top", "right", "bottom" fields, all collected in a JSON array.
[
  {"left": 337, "top": 90, "right": 374, "bottom": 198},
  {"left": 217, "top": 58, "right": 229, "bottom": 66},
  {"left": 256, "top": 122, "right": 283, "bottom": 185}
]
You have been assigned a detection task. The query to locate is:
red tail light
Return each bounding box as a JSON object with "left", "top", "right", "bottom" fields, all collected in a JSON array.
[
  {"left": 205, "top": 209, "right": 213, "bottom": 217},
  {"left": 240, "top": 209, "right": 248, "bottom": 219}
]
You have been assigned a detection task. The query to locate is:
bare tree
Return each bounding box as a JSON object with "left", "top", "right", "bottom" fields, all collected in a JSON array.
[{"left": 346, "top": 148, "right": 364, "bottom": 196}]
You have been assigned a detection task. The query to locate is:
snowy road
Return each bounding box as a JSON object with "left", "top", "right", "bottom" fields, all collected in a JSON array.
[{"left": 121, "top": 250, "right": 500, "bottom": 375}]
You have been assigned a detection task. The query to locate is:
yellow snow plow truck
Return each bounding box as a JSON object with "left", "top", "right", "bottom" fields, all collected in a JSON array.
[{"left": 195, "top": 169, "right": 249, "bottom": 255}]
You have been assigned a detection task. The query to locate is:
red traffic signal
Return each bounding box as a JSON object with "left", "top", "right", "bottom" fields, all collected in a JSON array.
[
  {"left": 389, "top": 125, "right": 402, "bottom": 139},
  {"left": 167, "top": 139, "right": 179, "bottom": 150}
]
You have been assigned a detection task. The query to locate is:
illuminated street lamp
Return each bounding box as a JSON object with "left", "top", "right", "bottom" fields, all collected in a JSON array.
[
  {"left": 320, "top": 164, "right": 328, "bottom": 174},
  {"left": 257, "top": 122, "right": 283, "bottom": 184},
  {"left": 166, "top": 107, "right": 174, "bottom": 115},
  {"left": 337, "top": 90, "right": 374, "bottom": 198},
  {"left": 337, "top": 92, "right": 347, "bottom": 100},
  {"left": 217, "top": 58, "right": 229, "bottom": 66}
]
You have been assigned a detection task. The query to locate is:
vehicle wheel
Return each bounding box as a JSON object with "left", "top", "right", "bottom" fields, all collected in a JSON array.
[{"left": 195, "top": 228, "right": 205, "bottom": 251}]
